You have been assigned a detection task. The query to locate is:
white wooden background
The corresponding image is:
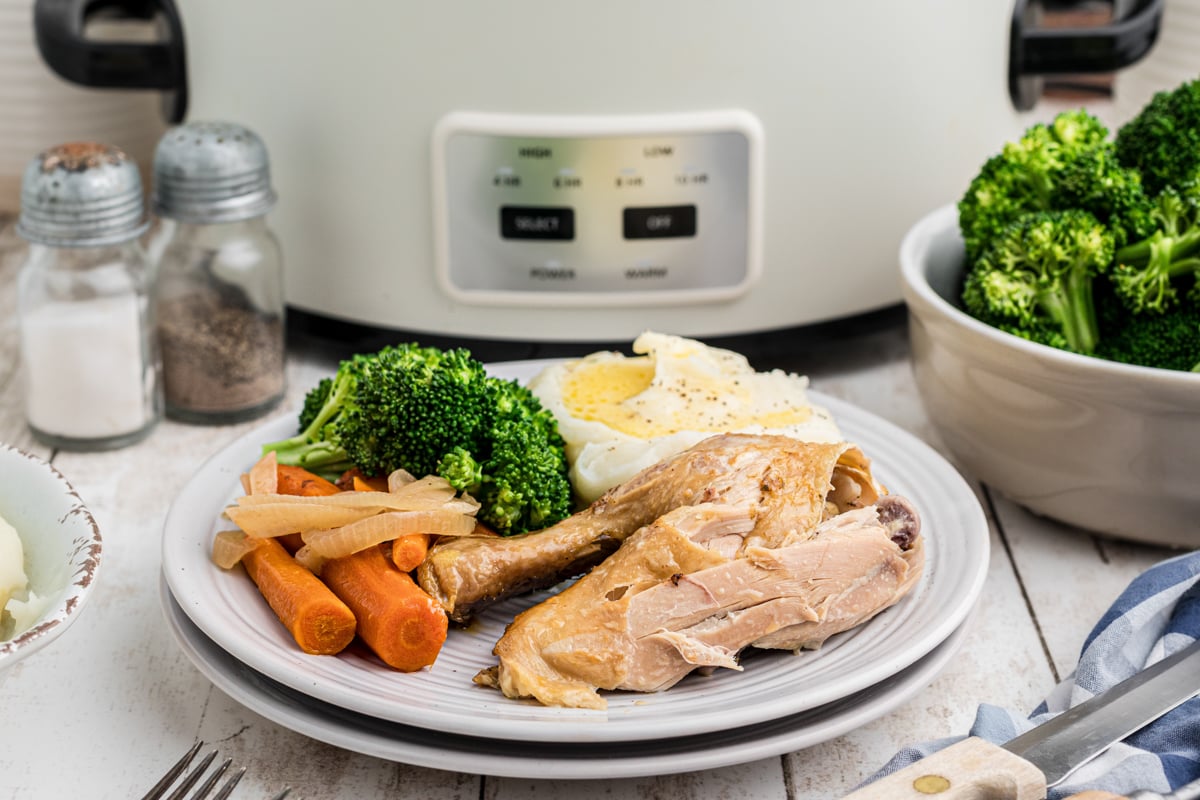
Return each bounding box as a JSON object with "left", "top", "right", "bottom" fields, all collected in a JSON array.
[{"left": 0, "top": 219, "right": 1182, "bottom": 800}]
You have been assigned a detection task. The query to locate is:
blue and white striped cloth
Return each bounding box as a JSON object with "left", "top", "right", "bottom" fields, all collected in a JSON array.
[{"left": 865, "top": 550, "right": 1200, "bottom": 798}]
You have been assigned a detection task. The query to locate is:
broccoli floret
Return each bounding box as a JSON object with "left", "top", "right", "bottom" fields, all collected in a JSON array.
[
  {"left": 958, "top": 110, "right": 1119, "bottom": 261},
  {"left": 437, "top": 378, "right": 571, "bottom": 535},
  {"left": 263, "top": 343, "right": 571, "bottom": 536},
  {"left": 263, "top": 356, "right": 365, "bottom": 477},
  {"left": 297, "top": 377, "right": 333, "bottom": 432},
  {"left": 1110, "top": 186, "right": 1200, "bottom": 314},
  {"left": 1115, "top": 77, "right": 1200, "bottom": 197},
  {"left": 1096, "top": 289, "right": 1200, "bottom": 371},
  {"left": 962, "top": 209, "right": 1114, "bottom": 354},
  {"left": 337, "top": 344, "right": 491, "bottom": 478},
  {"left": 1054, "top": 145, "right": 1155, "bottom": 248}
]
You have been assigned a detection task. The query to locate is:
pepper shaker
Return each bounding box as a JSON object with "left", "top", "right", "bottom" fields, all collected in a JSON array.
[
  {"left": 152, "top": 121, "right": 286, "bottom": 424},
  {"left": 15, "top": 142, "right": 162, "bottom": 450}
]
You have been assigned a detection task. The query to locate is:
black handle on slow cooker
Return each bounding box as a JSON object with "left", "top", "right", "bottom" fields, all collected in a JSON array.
[
  {"left": 1009, "top": 0, "right": 1164, "bottom": 111},
  {"left": 32, "top": 0, "right": 188, "bottom": 123}
]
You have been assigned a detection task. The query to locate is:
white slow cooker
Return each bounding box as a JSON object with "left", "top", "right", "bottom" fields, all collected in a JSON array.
[{"left": 33, "top": 0, "right": 1163, "bottom": 345}]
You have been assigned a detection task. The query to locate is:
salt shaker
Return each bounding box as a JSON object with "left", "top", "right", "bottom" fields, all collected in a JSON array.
[
  {"left": 152, "top": 121, "right": 286, "bottom": 424},
  {"left": 15, "top": 142, "right": 162, "bottom": 450}
]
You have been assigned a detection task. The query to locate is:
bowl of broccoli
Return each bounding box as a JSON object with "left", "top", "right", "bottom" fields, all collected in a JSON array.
[{"left": 898, "top": 80, "right": 1200, "bottom": 548}]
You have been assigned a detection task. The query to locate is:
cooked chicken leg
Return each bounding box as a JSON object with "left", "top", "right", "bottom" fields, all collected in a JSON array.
[
  {"left": 476, "top": 495, "right": 922, "bottom": 710},
  {"left": 418, "top": 434, "right": 878, "bottom": 622}
]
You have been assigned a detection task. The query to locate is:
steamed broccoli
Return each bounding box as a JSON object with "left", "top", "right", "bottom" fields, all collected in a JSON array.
[
  {"left": 1110, "top": 186, "right": 1200, "bottom": 314},
  {"left": 437, "top": 379, "right": 571, "bottom": 535},
  {"left": 265, "top": 359, "right": 362, "bottom": 477},
  {"left": 958, "top": 110, "right": 1143, "bottom": 260},
  {"left": 962, "top": 209, "right": 1114, "bottom": 354},
  {"left": 339, "top": 344, "right": 491, "bottom": 478},
  {"left": 1053, "top": 144, "right": 1155, "bottom": 247},
  {"left": 1115, "top": 77, "right": 1200, "bottom": 196},
  {"left": 263, "top": 344, "right": 571, "bottom": 535},
  {"left": 957, "top": 84, "right": 1200, "bottom": 371},
  {"left": 1096, "top": 289, "right": 1200, "bottom": 371},
  {"left": 297, "top": 377, "right": 333, "bottom": 432}
]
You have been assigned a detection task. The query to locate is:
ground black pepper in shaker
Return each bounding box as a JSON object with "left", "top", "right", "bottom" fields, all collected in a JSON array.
[{"left": 152, "top": 121, "right": 286, "bottom": 424}]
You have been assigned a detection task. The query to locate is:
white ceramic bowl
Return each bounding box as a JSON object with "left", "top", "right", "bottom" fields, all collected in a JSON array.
[
  {"left": 0, "top": 443, "right": 101, "bottom": 675},
  {"left": 899, "top": 204, "right": 1200, "bottom": 548}
]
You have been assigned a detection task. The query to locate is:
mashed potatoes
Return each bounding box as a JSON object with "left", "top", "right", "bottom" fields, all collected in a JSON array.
[
  {"left": 0, "top": 514, "right": 44, "bottom": 641},
  {"left": 529, "top": 331, "right": 842, "bottom": 504}
]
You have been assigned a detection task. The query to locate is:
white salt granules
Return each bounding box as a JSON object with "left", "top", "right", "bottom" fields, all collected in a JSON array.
[{"left": 20, "top": 294, "right": 150, "bottom": 439}]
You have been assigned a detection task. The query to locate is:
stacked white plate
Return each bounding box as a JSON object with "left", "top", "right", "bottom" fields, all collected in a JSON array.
[{"left": 160, "top": 361, "right": 990, "bottom": 780}]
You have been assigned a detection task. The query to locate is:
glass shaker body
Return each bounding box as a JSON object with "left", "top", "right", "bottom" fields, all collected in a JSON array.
[
  {"left": 16, "top": 240, "right": 162, "bottom": 450},
  {"left": 155, "top": 216, "right": 286, "bottom": 423}
]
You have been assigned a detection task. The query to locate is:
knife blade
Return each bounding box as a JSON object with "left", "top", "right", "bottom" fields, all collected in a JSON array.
[{"left": 841, "top": 638, "right": 1200, "bottom": 800}]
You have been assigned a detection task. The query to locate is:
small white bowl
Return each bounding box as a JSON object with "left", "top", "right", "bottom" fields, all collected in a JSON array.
[
  {"left": 0, "top": 443, "right": 102, "bottom": 675},
  {"left": 899, "top": 204, "right": 1200, "bottom": 548}
]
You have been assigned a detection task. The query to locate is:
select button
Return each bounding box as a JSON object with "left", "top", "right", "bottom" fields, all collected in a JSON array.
[
  {"left": 500, "top": 206, "right": 575, "bottom": 241},
  {"left": 623, "top": 205, "right": 697, "bottom": 239}
]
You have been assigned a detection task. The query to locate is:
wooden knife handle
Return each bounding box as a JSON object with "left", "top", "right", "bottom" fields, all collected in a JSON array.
[
  {"left": 841, "top": 737, "right": 1135, "bottom": 799},
  {"left": 841, "top": 737, "right": 1046, "bottom": 799}
]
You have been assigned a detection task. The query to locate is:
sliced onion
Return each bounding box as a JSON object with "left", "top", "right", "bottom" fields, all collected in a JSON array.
[
  {"left": 387, "top": 468, "right": 416, "bottom": 491},
  {"left": 211, "top": 529, "right": 262, "bottom": 569},
  {"left": 235, "top": 491, "right": 403, "bottom": 509},
  {"left": 444, "top": 496, "right": 481, "bottom": 515},
  {"left": 303, "top": 509, "right": 477, "bottom": 559},
  {"left": 247, "top": 451, "right": 279, "bottom": 496},
  {"left": 226, "top": 502, "right": 384, "bottom": 538},
  {"left": 292, "top": 544, "right": 327, "bottom": 575},
  {"left": 390, "top": 474, "right": 459, "bottom": 506},
  {"left": 234, "top": 481, "right": 460, "bottom": 512}
]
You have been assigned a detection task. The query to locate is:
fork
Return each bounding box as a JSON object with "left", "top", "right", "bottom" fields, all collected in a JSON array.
[{"left": 140, "top": 741, "right": 292, "bottom": 800}]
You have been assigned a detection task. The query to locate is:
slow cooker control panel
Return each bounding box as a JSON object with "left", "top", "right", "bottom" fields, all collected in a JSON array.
[{"left": 432, "top": 110, "right": 763, "bottom": 306}]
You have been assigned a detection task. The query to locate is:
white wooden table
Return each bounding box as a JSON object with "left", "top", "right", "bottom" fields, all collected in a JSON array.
[{"left": 0, "top": 229, "right": 1182, "bottom": 800}]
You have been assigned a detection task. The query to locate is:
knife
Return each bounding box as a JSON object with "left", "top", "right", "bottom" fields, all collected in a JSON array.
[{"left": 842, "top": 638, "right": 1200, "bottom": 800}]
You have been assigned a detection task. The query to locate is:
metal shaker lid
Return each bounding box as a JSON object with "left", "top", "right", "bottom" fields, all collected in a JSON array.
[
  {"left": 152, "top": 121, "right": 277, "bottom": 224},
  {"left": 16, "top": 142, "right": 149, "bottom": 247}
]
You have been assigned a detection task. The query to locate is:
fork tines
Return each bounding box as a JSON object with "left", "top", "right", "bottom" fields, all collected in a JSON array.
[{"left": 141, "top": 741, "right": 287, "bottom": 800}]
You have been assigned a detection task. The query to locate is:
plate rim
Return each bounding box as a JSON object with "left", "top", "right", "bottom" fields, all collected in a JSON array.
[{"left": 160, "top": 575, "right": 974, "bottom": 780}]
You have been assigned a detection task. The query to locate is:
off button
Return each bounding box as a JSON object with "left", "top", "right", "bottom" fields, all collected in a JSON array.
[
  {"left": 623, "top": 205, "right": 697, "bottom": 239},
  {"left": 500, "top": 206, "right": 575, "bottom": 240}
]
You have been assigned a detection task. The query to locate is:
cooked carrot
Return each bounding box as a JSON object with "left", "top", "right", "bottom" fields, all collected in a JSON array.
[
  {"left": 321, "top": 543, "right": 448, "bottom": 671},
  {"left": 276, "top": 464, "right": 341, "bottom": 497},
  {"left": 390, "top": 533, "right": 431, "bottom": 572},
  {"left": 338, "top": 468, "right": 389, "bottom": 492},
  {"left": 241, "top": 537, "right": 357, "bottom": 655},
  {"left": 271, "top": 465, "right": 340, "bottom": 552},
  {"left": 352, "top": 475, "right": 377, "bottom": 493},
  {"left": 277, "top": 532, "right": 305, "bottom": 554}
]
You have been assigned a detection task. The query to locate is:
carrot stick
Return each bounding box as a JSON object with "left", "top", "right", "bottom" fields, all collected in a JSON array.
[
  {"left": 321, "top": 543, "right": 448, "bottom": 671},
  {"left": 273, "top": 464, "right": 342, "bottom": 551},
  {"left": 241, "top": 537, "right": 357, "bottom": 655},
  {"left": 276, "top": 464, "right": 341, "bottom": 497},
  {"left": 277, "top": 532, "right": 305, "bottom": 554},
  {"left": 337, "top": 468, "right": 389, "bottom": 492},
  {"left": 390, "top": 533, "right": 431, "bottom": 572}
]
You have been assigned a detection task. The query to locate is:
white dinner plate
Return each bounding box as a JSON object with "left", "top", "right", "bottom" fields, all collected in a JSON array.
[
  {"left": 161, "top": 576, "right": 973, "bottom": 779},
  {"left": 161, "top": 359, "right": 989, "bottom": 744}
]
